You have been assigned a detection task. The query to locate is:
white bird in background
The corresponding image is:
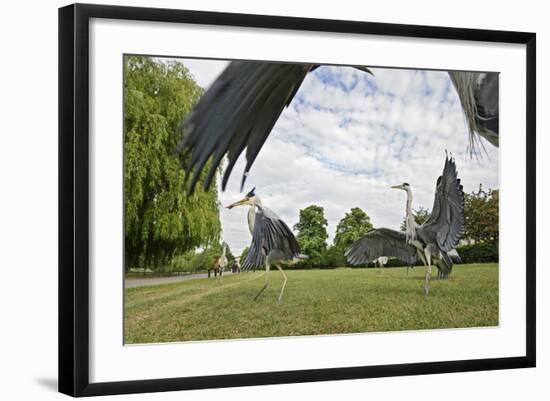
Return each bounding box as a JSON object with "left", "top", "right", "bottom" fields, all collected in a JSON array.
[{"left": 375, "top": 256, "right": 388, "bottom": 273}]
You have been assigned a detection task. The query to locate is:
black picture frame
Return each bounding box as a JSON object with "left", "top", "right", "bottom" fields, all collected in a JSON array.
[{"left": 58, "top": 3, "right": 536, "bottom": 397}]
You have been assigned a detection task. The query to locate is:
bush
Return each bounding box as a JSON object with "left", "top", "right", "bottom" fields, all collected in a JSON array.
[{"left": 456, "top": 242, "right": 499, "bottom": 264}]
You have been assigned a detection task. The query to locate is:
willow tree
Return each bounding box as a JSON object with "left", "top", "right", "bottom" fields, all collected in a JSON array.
[{"left": 124, "top": 56, "right": 221, "bottom": 270}]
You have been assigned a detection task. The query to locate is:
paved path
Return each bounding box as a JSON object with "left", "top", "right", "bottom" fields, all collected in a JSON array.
[{"left": 125, "top": 271, "right": 236, "bottom": 289}]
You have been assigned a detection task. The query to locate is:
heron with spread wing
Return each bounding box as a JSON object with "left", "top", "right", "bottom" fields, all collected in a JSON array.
[
  {"left": 226, "top": 187, "right": 300, "bottom": 303},
  {"left": 345, "top": 155, "right": 465, "bottom": 294},
  {"left": 176, "top": 61, "right": 498, "bottom": 193}
]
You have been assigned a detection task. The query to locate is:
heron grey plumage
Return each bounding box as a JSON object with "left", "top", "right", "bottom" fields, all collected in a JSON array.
[
  {"left": 175, "top": 62, "right": 375, "bottom": 193},
  {"left": 449, "top": 71, "right": 499, "bottom": 150},
  {"left": 176, "top": 61, "right": 497, "bottom": 193},
  {"left": 226, "top": 187, "right": 300, "bottom": 303},
  {"left": 345, "top": 155, "right": 465, "bottom": 294}
]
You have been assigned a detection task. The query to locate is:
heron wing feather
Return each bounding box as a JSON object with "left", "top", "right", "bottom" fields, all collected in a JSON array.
[
  {"left": 242, "top": 206, "right": 300, "bottom": 270},
  {"left": 176, "top": 61, "right": 311, "bottom": 192},
  {"left": 345, "top": 228, "right": 417, "bottom": 266},
  {"left": 449, "top": 71, "right": 499, "bottom": 147},
  {"left": 422, "top": 156, "right": 465, "bottom": 252}
]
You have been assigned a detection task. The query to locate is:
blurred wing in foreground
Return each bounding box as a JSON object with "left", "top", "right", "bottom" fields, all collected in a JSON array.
[{"left": 176, "top": 61, "right": 312, "bottom": 193}]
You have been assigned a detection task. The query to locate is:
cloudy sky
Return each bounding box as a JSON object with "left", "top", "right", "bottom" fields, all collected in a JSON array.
[{"left": 170, "top": 57, "right": 499, "bottom": 256}]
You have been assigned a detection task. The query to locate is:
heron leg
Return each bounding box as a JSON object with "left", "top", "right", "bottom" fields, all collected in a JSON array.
[
  {"left": 275, "top": 264, "right": 287, "bottom": 304},
  {"left": 424, "top": 249, "right": 432, "bottom": 295},
  {"left": 253, "top": 262, "right": 270, "bottom": 301}
]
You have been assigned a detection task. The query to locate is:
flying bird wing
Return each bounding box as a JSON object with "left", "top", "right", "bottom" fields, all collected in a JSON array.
[
  {"left": 449, "top": 71, "right": 499, "bottom": 148},
  {"left": 242, "top": 206, "right": 301, "bottom": 270},
  {"left": 176, "top": 61, "right": 312, "bottom": 193},
  {"left": 345, "top": 228, "right": 417, "bottom": 266},
  {"left": 422, "top": 156, "right": 465, "bottom": 253}
]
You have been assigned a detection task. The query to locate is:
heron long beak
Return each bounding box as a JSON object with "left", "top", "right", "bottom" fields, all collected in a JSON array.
[
  {"left": 391, "top": 185, "right": 403, "bottom": 190},
  {"left": 226, "top": 198, "right": 248, "bottom": 209}
]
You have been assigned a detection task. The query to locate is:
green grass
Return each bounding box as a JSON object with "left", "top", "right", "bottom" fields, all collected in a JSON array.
[{"left": 124, "top": 263, "right": 498, "bottom": 344}]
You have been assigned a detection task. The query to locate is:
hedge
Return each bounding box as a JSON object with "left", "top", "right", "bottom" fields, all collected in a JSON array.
[
  {"left": 455, "top": 242, "right": 499, "bottom": 264},
  {"left": 379, "top": 242, "right": 499, "bottom": 267},
  {"left": 283, "top": 242, "right": 499, "bottom": 269}
]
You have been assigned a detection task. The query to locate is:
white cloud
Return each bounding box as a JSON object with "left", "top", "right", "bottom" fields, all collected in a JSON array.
[{"left": 178, "top": 60, "right": 499, "bottom": 256}]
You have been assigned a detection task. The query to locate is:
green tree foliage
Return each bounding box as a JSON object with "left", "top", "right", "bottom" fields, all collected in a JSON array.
[
  {"left": 170, "top": 242, "right": 234, "bottom": 272},
  {"left": 223, "top": 243, "right": 236, "bottom": 266},
  {"left": 324, "top": 207, "right": 374, "bottom": 268},
  {"left": 124, "top": 56, "right": 221, "bottom": 270},
  {"left": 293, "top": 205, "right": 329, "bottom": 266},
  {"left": 323, "top": 245, "right": 347, "bottom": 268},
  {"left": 456, "top": 242, "right": 498, "bottom": 264},
  {"left": 464, "top": 185, "right": 499, "bottom": 244},
  {"left": 399, "top": 206, "right": 431, "bottom": 231},
  {"left": 334, "top": 207, "right": 374, "bottom": 250}
]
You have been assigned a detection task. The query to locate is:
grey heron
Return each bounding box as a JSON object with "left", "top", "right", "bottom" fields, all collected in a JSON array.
[
  {"left": 176, "top": 61, "right": 498, "bottom": 193},
  {"left": 226, "top": 187, "right": 300, "bottom": 303},
  {"left": 345, "top": 155, "right": 465, "bottom": 294}
]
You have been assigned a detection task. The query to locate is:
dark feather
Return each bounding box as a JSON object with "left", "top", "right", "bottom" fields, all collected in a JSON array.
[
  {"left": 242, "top": 205, "right": 300, "bottom": 270},
  {"left": 421, "top": 156, "right": 465, "bottom": 252},
  {"left": 449, "top": 71, "right": 499, "bottom": 149},
  {"left": 436, "top": 250, "right": 460, "bottom": 279},
  {"left": 176, "top": 62, "right": 378, "bottom": 193},
  {"left": 345, "top": 228, "right": 417, "bottom": 266},
  {"left": 176, "top": 61, "right": 312, "bottom": 193}
]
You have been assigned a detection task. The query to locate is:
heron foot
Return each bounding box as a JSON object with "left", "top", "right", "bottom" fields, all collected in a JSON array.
[{"left": 253, "top": 284, "right": 268, "bottom": 301}]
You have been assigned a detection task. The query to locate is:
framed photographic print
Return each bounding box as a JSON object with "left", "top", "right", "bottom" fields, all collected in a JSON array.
[{"left": 58, "top": 3, "right": 536, "bottom": 397}]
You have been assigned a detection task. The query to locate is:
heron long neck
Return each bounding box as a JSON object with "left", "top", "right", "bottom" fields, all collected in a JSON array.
[
  {"left": 405, "top": 188, "right": 416, "bottom": 243},
  {"left": 221, "top": 244, "right": 226, "bottom": 258},
  {"left": 247, "top": 206, "right": 255, "bottom": 234},
  {"left": 247, "top": 196, "right": 262, "bottom": 235}
]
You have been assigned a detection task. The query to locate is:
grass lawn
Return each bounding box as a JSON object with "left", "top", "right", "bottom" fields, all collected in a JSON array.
[{"left": 124, "top": 263, "right": 498, "bottom": 344}]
